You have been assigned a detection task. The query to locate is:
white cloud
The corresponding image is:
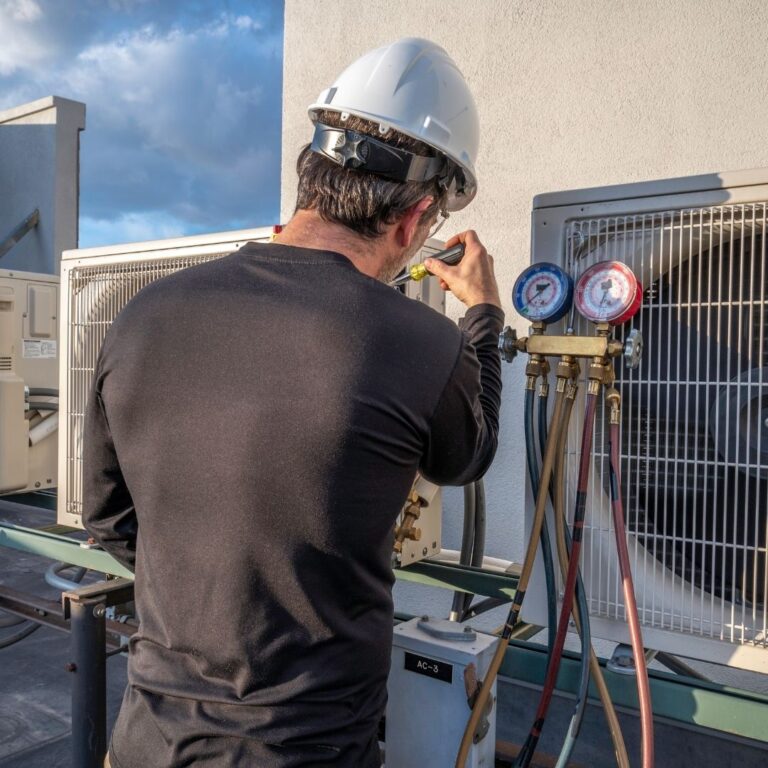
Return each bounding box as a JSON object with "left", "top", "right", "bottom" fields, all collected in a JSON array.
[
  {"left": 4, "top": 0, "right": 41, "bottom": 21},
  {"left": 67, "top": 18, "right": 270, "bottom": 165},
  {"left": 0, "top": 6, "right": 282, "bottom": 236},
  {"left": 79, "top": 210, "right": 193, "bottom": 248},
  {"left": 0, "top": 0, "right": 47, "bottom": 75},
  {"left": 234, "top": 15, "right": 261, "bottom": 32}
]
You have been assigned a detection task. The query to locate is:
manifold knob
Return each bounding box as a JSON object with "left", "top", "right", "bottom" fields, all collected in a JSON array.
[
  {"left": 623, "top": 329, "right": 644, "bottom": 370},
  {"left": 498, "top": 326, "right": 518, "bottom": 363}
]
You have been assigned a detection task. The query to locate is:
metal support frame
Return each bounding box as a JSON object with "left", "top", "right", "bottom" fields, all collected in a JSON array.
[
  {"left": 394, "top": 561, "right": 768, "bottom": 746},
  {"left": 68, "top": 596, "right": 106, "bottom": 766},
  {"left": 0, "top": 209, "right": 40, "bottom": 261},
  {"left": 0, "top": 573, "right": 134, "bottom": 768},
  {"left": 61, "top": 579, "right": 134, "bottom": 768},
  {"left": 1, "top": 517, "right": 768, "bottom": 751}
]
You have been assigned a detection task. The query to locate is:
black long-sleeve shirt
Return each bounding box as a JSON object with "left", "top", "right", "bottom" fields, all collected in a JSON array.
[{"left": 83, "top": 242, "right": 503, "bottom": 768}]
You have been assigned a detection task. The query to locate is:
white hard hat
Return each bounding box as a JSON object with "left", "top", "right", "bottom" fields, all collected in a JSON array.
[{"left": 308, "top": 37, "right": 480, "bottom": 211}]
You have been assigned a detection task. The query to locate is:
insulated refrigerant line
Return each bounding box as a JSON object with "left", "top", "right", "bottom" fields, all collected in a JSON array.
[
  {"left": 450, "top": 484, "right": 476, "bottom": 621},
  {"left": 455, "top": 369, "right": 573, "bottom": 768},
  {"left": 608, "top": 389, "right": 654, "bottom": 768},
  {"left": 514, "top": 389, "right": 599, "bottom": 768}
]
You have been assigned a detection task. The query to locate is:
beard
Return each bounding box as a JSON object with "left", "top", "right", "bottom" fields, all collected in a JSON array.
[{"left": 377, "top": 220, "right": 431, "bottom": 284}]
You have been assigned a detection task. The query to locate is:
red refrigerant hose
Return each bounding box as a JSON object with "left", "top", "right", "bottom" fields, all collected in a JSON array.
[
  {"left": 608, "top": 391, "right": 654, "bottom": 768},
  {"left": 514, "top": 390, "right": 599, "bottom": 767}
]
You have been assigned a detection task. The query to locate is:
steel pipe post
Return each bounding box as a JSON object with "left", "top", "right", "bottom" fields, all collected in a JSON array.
[{"left": 69, "top": 597, "right": 107, "bottom": 768}]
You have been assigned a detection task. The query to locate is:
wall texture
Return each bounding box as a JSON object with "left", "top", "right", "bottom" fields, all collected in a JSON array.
[
  {"left": 281, "top": 1, "right": 768, "bottom": 583},
  {"left": 0, "top": 97, "right": 85, "bottom": 274}
]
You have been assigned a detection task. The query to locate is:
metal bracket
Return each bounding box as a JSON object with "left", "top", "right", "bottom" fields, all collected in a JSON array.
[
  {"left": 607, "top": 642, "right": 657, "bottom": 676},
  {"left": 0, "top": 209, "right": 40, "bottom": 261},
  {"left": 62, "top": 577, "right": 135, "bottom": 619},
  {"left": 464, "top": 662, "right": 494, "bottom": 743},
  {"left": 417, "top": 616, "right": 476, "bottom": 642}
]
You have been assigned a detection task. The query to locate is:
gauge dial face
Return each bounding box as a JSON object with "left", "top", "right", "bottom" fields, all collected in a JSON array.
[
  {"left": 513, "top": 262, "right": 574, "bottom": 323},
  {"left": 574, "top": 260, "right": 642, "bottom": 325}
]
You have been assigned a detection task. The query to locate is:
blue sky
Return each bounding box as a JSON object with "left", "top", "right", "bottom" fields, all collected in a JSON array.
[{"left": 0, "top": 0, "right": 283, "bottom": 247}]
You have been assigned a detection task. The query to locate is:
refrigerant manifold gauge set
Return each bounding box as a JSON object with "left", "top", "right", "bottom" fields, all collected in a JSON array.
[
  {"left": 512, "top": 260, "right": 642, "bottom": 327},
  {"left": 470, "top": 259, "right": 653, "bottom": 768},
  {"left": 501, "top": 260, "right": 644, "bottom": 369}
]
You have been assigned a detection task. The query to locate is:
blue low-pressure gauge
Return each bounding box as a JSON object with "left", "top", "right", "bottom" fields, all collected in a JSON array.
[{"left": 513, "top": 262, "right": 574, "bottom": 323}]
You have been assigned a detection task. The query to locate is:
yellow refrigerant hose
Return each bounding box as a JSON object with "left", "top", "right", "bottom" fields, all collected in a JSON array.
[
  {"left": 553, "top": 389, "right": 630, "bottom": 768},
  {"left": 455, "top": 372, "right": 572, "bottom": 768}
]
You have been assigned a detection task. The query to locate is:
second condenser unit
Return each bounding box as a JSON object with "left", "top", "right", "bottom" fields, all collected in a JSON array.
[
  {"left": 522, "top": 168, "right": 768, "bottom": 673},
  {"left": 58, "top": 228, "right": 447, "bottom": 566}
]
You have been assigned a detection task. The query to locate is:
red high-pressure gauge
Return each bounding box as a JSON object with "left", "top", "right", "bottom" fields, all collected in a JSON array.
[{"left": 574, "top": 261, "right": 642, "bottom": 325}]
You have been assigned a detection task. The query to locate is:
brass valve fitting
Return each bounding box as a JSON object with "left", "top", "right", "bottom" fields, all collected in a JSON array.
[{"left": 605, "top": 387, "right": 621, "bottom": 424}]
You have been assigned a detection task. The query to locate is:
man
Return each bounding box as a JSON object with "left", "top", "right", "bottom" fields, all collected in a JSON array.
[{"left": 84, "top": 38, "right": 503, "bottom": 767}]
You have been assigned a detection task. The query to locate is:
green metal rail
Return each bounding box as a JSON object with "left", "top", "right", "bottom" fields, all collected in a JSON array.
[
  {"left": 0, "top": 522, "right": 133, "bottom": 579},
  {"left": 2, "top": 519, "right": 767, "bottom": 746}
]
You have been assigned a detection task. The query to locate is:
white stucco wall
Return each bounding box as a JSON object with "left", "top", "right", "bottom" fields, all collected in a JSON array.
[{"left": 280, "top": 1, "right": 768, "bottom": 617}]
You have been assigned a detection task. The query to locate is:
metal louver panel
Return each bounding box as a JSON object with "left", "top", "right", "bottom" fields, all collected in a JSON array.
[
  {"left": 64, "top": 253, "right": 227, "bottom": 520},
  {"left": 565, "top": 204, "right": 767, "bottom": 650},
  {"left": 58, "top": 229, "right": 446, "bottom": 534}
]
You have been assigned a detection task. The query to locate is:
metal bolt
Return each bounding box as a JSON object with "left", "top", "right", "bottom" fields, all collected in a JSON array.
[
  {"left": 464, "top": 626, "right": 473, "bottom": 633},
  {"left": 93, "top": 604, "right": 106, "bottom": 618},
  {"left": 421, "top": 615, "right": 429, "bottom": 622},
  {"left": 65, "top": 662, "right": 77, "bottom": 672},
  {"left": 422, "top": 547, "right": 428, "bottom": 556}
]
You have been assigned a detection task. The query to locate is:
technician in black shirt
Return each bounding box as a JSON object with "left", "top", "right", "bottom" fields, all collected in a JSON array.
[{"left": 84, "top": 38, "right": 504, "bottom": 767}]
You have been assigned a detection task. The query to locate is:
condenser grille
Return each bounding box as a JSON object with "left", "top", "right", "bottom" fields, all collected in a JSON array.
[
  {"left": 65, "top": 253, "right": 226, "bottom": 518},
  {"left": 565, "top": 204, "right": 767, "bottom": 648}
]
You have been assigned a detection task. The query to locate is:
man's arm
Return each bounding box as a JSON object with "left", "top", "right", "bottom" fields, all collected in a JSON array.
[
  {"left": 419, "top": 230, "right": 504, "bottom": 485},
  {"left": 82, "top": 361, "right": 137, "bottom": 572},
  {"left": 420, "top": 303, "right": 504, "bottom": 485}
]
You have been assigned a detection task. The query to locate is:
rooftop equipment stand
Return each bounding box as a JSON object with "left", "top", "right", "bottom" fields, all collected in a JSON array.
[{"left": 62, "top": 578, "right": 134, "bottom": 768}]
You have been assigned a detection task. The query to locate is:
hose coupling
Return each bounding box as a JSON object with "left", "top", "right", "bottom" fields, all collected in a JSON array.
[
  {"left": 525, "top": 354, "right": 546, "bottom": 385},
  {"left": 606, "top": 387, "right": 621, "bottom": 424},
  {"left": 588, "top": 357, "right": 614, "bottom": 387}
]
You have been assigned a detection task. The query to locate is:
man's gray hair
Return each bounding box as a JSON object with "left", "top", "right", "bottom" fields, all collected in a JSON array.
[{"left": 294, "top": 110, "right": 448, "bottom": 239}]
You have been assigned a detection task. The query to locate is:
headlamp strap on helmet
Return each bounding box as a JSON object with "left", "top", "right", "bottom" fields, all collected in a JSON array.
[{"left": 310, "top": 123, "right": 457, "bottom": 189}]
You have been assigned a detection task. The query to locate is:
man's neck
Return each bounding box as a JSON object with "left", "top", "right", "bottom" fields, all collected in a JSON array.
[{"left": 272, "top": 210, "right": 388, "bottom": 280}]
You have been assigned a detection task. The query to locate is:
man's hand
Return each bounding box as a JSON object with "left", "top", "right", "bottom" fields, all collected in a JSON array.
[{"left": 424, "top": 230, "right": 501, "bottom": 309}]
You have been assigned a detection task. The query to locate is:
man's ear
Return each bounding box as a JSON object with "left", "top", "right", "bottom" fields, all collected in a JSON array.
[{"left": 397, "top": 197, "right": 434, "bottom": 249}]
